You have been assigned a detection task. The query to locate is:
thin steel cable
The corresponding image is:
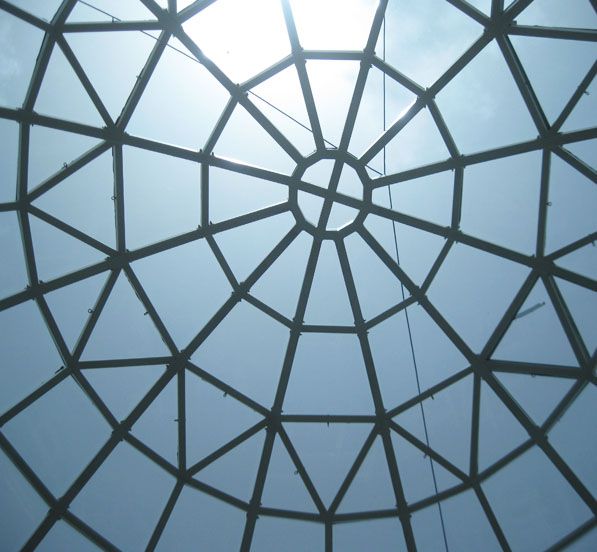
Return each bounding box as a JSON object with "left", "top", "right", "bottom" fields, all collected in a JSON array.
[{"left": 382, "top": 17, "right": 450, "bottom": 552}]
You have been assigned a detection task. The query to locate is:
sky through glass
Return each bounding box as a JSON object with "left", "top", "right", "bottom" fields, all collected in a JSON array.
[{"left": 0, "top": 0, "right": 596, "bottom": 551}]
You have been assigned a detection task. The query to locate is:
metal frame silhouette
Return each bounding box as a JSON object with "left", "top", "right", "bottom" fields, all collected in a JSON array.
[{"left": 0, "top": 0, "right": 595, "bottom": 550}]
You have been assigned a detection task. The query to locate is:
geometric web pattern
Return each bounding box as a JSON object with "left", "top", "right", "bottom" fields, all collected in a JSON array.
[{"left": 0, "top": 0, "right": 596, "bottom": 550}]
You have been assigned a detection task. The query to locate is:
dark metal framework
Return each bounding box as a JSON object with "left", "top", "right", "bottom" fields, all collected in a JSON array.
[{"left": 0, "top": 0, "right": 595, "bottom": 550}]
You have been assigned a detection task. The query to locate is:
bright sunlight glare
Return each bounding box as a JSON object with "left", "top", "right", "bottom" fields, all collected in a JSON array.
[{"left": 183, "top": 0, "right": 378, "bottom": 85}]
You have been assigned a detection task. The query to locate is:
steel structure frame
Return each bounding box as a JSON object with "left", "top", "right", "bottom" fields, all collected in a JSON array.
[{"left": 0, "top": 0, "right": 595, "bottom": 550}]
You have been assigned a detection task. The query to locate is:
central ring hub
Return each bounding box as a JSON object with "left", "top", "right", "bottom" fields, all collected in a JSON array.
[{"left": 291, "top": 150, "right": 371, "bottom": 239}]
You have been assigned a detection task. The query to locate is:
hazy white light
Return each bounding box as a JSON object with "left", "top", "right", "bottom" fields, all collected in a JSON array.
[
  {"left": 183, "top": 0, "right": 290, "bottom": 84},
  {"left": 183, "top": 0, "right": 377, "bottom": 84}
]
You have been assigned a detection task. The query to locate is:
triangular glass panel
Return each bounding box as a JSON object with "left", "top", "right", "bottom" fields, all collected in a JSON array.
[
  {"left": 494, "top": 372, "right": 575, "bottom": 426},
  {"left": 283, "top": 422, "right": 372, "bottom": 507},
  {"left": 350, "top": 67, "right": 416, "bottom": 161},
  {"left": 338, "top": 437, "right": 396, "bottom": 512},
  {"left": 303, "top": 159, "right": 335, "bottom": 188},
  {"left": 337, "top": 164, "right": 364, "bottom": 198},
  {"left": 428, "top": 242, "right": 529, "bottom": 352},
  {"left": 248, "top": 91, "right": 317, "bottom": 158},
  {"left": 297, "top": 191, "right": 325, "bottom": 225},
  {"left": 209, "top": 167, "right": 287, "bottom": 223},
  {"left": 394, "top": 374, "right": 473, "bottom": 474},
  {"left": 558, "top": 529, "right": 597, "bottom": 552},
  {"left": 561, "top": 91, "right": 596, "bottom": 133},
  {"left": 3, "top": 377, "right": 110, "bottom": 496},
  {"left": 405, "top": 304, "right": 470, "bottom": 391},
  {"left": 44, "top": 272, "right": 107, "bottom": 351},
  {"left": 35, "top": 44, "right": 103, "bottom": 125},
  {"left": 0, "top": 448, "right": 48, "bottom": 552},
  {"left": 546, "top": 156, "right": 597, "bottom": 253},
  {"left": 81, "top": 272, "right": 170, "bottom": 360},
  {"left": 127, "top": 37, "right": 229, "bottom": 149},
  {"left": 251, "top": 230, "right": 312, "bottom": 319},
  {"left": 84, "top": 364, "right": 166, "bottom": 421},
  {"left": 250, "top": 65, "right": 316, "bottom": 156},
  {"left": 564, "top": 139, "right": 596, "bottom": 170},
  {"left": 464, "top": 0, "right": 491, "bottom": 14},
  {"left": 195, "top": 429, "right": 265, "bottom": 502},
  {"left": 156, "top": 485, "right": 245, "bottom": 551},
  {"left": 0, "top": 11, "right": 44, "bottom": 108},
  {"left": 477, "top": 380, "right": 528, "bottom": 471},
  {"left": 67, "top": 0, "right": 157, "bottom": 22},
  {"left": 67, "top": 30, "right": 154, "bottom": 120},
  {"left": 517, "top": 0, "right": 597, "bottom": 28},
  {"left": 493, "top": 279, "right": 578, "bottom": 365},
  {"left": 27, "top": 126, "right": 100, "bottom": 190},
  {"left": 304, "top": 240, "right": 354, "bottom": 325},
  {"left": 439, "top": 488, "right": 502, "bottom": 551},
  {"left": 0, "top": 118, "right": 18, "bottom": 202},
  {"left": 461, "top": 151, "right": 542, "bottom": 254},
  {"left": 371, "top": 106, "right": 451, "bottom": 174},
  {"left": 391, "top": 432, "right": 461, "bottom": 505},
  {"left": 344, "top": 232, "right": 405, "bottom": 321},
  {"left": 284, "top": 333, "right": 374, "bottom": 414},
  {"left": 381, "top": 0, "right": 482, "bottom": 87},
  {"left": 0, "top": 211, "right": 28, "bottom": 299},
  {"left": 33, "top": 150, "right": 115, "bottom": 247},
  {"left": 548, "top": 384, "right": 597, "bottom": 497},
  {"left": 70, "top": 442, "right": 174, "bottom": 552},
  {"left": 368, "top": 311, "right": 421, "bottom": 408},
  {"left": 132, "top": 238, "right": 231, "bottom": 348},
  {"left": 252, "top": 516, "right": 324, "bottom": 552},
  {"left": 214, "top": 103, "right": 296, "bottom": 174},
  {"left": 290, "top": 0, "right": 377, "bottom": 51},
  {"left": 436, "top": 40, "right": 537, "bottom": 153},
  {"left": 214, "top": 211, "right": 295, "bottom": 281},
  {"left": 511, "top": 36, "right": 596, "bottom": 123},
  {"left": 334, "top": 518, "right": 407, "bottom": 551},
  {"left": 131, "top": 375, "right": 178, "bottom": 465},
  {"left": 364, "top": 213, "right": 446, "bottom": 287},
  {"left": 411, "top": 501, "right": 453, "bottom": 552},
  {"left": 327, "top": 202, "right": 359, "bottom": 230},
  {"left": 556, "top": 243, "right": 596, "bottom": 281},
  {"left": 191, "top": 301, "right": 289, "bottom": 407},
  {"left": 482, "top": 446, "right": 594, "bottom": 551},
  {"left": 183, "top": 0, "right": 290, "bottom": 84},
  {"left": 0, "top": 300, "right": 62, "bottom": 413},
  {"left": 29, "top": 215, "right": 106, "bottom": 281},
  {"left": 556, "top": 277, "right": 597, "bottom": 354},
  {"left": 123, "top": 145, "right": 201, "bottom": 249},
  {"left": 306, "top": 60, "right": 360, "bottom": 147},
  {"left": 185, "top": 369, "right": 263, "bottom": 464},
  {"left": 7, "top": 0, "right": 61, "bottom": 22},
  {"left": 261, "top": 434, "right": 318, "bottom": 512},
  {"left": 372, "top": 170, "right": 453, "bottom": 227},
  {"left": 38, "top": 521, "right": 100, "bottom": 552}
]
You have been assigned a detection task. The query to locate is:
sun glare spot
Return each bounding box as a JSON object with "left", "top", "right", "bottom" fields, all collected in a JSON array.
[
  {"left": 183, "top": 0, "right": 290, "bottom": 84},
  {"left": 183, "top": 0, "right": 378, "bottom": 85}
]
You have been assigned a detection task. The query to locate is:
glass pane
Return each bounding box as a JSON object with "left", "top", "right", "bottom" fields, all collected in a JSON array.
[
  {"left": 334, "top": 518, "right": 407, "bottom": 551},
  {"left": 156, "top": 485, "right": 245, "bottom": 551},
  {"left": 71, "top": 442, "right": 175, "bottom": 551},
  {"left": 0, "top": 300, "right": 62, "bottom": 412},
  {"left": 0, "top": 447, "right": 47, "bottom": 552},
  {"left": 482, "top": 446, "right": 594, "bottom": 551},
  {"left": 1, "top": 1, "right": 594, "bottom": 549},
  {"left": 3, "top": 377, "right": 110, "bottom": 496}
]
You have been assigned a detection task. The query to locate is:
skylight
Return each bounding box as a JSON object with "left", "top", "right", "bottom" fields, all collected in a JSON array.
[{"left": 0, "top": 1, "right": 596, "bottom": 551}]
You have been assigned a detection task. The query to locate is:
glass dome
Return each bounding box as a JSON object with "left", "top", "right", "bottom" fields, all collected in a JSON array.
[{"left": 0, "top": 0, "right": 595, "bottom": 550}]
